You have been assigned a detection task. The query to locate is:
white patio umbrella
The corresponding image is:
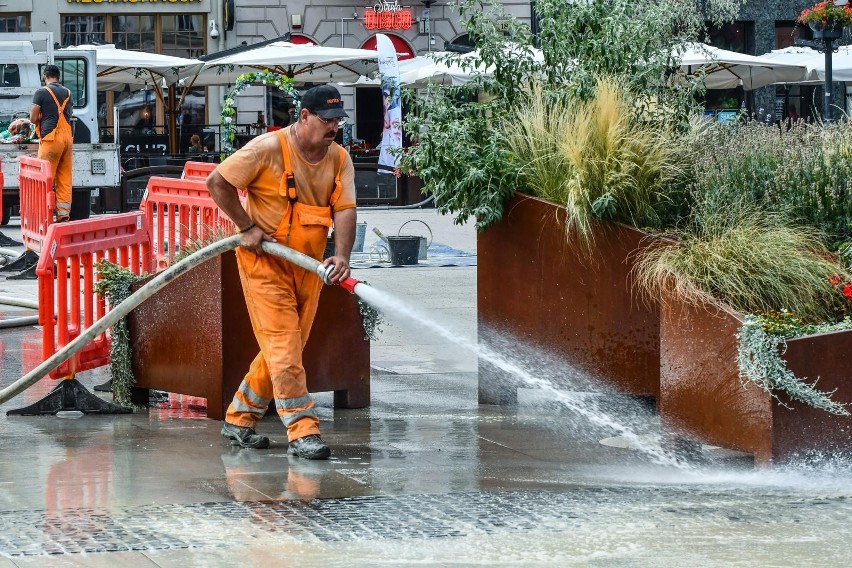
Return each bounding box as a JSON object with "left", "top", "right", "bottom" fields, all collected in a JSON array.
[
  {"left": 60, "top": 44, "right": 201, "bottom": 91},
  {"left": 675, "top": 42, "right": 808, "bottom": 90},
  {"left": 343, "top": 46, "right": 545, "bottom": 88},
  {"left": 761, "top": 45, "right": 852, "bottom": 82},
  {"left": 198, "top": 41, "right": 380, "bottom": 85}
]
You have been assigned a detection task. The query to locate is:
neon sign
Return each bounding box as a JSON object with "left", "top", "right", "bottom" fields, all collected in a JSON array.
[{"left": 365, "top": 1, "right": 414, "bottom": 31}]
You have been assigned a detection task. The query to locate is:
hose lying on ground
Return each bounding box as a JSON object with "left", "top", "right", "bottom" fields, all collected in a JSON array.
[
  {"left": 0, "top": 296, "right": 40, "bottom": 329},
  {"left": 0, "top": 236, "right": 333, "bottom": 406}
]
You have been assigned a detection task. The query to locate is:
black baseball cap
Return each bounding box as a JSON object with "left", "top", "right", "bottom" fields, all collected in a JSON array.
[{"left": 300, "top": 84, "right": 349, "bottom": 119}]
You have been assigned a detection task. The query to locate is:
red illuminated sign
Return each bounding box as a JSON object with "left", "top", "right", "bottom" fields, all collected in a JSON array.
[{"left": 364, "top": 1, "right": 413, "bottom": 31}]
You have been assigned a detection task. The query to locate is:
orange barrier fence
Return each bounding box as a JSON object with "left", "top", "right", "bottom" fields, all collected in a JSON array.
[
  {"left": 141, "top": 176, "right": 237, "bottom": 270},
  {"left": 181, "top": 161, "right": 246, "bottom": 198},
  {"left": 36, "top": 212, "right": 152, "bottom": 379},
  {"left": 182, "top": 161, "right": 217, "bottom": 180},
  {"left": 19, "top": 156, "right": 54, "bottom": 253}
]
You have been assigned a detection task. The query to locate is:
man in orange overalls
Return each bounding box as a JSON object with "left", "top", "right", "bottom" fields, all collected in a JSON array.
[
  {"left": 30, "top": 64, "right": 74, "bottom": 222},
  {"left": 208, "top": 84, "right": 356, "bottom": 460}
]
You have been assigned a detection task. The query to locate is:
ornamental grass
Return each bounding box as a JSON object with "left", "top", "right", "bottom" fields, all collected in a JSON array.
[
  {"left": 508, "top": 78, "right": 684, "bottom": 249},
  {"left": 634, "top": 199, "right": 844, "bottom": 323}
]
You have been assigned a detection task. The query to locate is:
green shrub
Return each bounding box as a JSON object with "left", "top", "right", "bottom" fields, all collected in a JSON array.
[{"left": 688, "top": 119, "right": 852, "bottom": 243}]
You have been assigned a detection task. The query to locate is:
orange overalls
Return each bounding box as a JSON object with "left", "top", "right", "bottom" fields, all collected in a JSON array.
[
  {"left": 36, "top": 86, "right": 73, "bottom": 222},
  {"left": 225, "top": 130, "right": 346, "bottom": 442}
]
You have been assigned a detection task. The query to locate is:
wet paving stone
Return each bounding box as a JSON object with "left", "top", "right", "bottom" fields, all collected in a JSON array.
[{"left": 1, "top": 487, "right": 852, "bottom": 558}]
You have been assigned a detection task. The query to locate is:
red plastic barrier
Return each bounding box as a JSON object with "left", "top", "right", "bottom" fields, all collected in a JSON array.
[
  {"left": 19, "top": 155, "right": 54, "bottom": 253},
  {"left": 36, "top": 212, "right": 152, "bottom": 379},
  {"left": 141, "top": 176, "right": 237, "bottom": 270},
  {"left": 182, "top": 161, "right": 217, "bottom": 180},
  {"left": 181, "top": 161, "right": 246, "bottom": 198}
]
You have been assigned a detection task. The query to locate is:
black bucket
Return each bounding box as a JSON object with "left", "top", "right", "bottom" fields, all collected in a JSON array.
[{"left": 387, "top": 235, "right": 421, "bottom": 266}]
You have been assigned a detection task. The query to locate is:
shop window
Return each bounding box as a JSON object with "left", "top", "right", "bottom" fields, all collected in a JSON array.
[
  {"left": 0, "top": 14, "right": 29, "bottom": 33},
  {"left": 775, "top": 21, "right": 809, "bottom": 49},
  {"left": 162, "top": 15, "right": 206, "bottom": 59},
  {"left": 702, "top": 21, "right": 753, "bottom": 53},
  {"left": 112, "top": 16, "right": 156, "bottom": 53},
  {"left": 166, "top": 87, "right": 208, "bottom": 151},
  {"left": 61, "top": 16, "right": 105, "bottom": 47}
]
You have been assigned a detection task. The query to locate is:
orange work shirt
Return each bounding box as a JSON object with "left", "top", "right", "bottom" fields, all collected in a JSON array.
[{"left": 216, "top": 125, "right": 356, "bottom": 234}]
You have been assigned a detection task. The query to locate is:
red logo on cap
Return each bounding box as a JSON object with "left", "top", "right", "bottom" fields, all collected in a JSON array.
[{"left": 327, "top": 98, "right": 341, "bottom": 104}]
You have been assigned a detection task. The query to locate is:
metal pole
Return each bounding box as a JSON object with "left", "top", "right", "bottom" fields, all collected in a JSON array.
[{"left": 824, "top": 37, "right": 833, "bottom": 122}]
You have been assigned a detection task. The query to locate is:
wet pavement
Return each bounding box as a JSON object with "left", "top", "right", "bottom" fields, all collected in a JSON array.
[{"left": 1, "top": 210, "right": 852, "bottom": 566}]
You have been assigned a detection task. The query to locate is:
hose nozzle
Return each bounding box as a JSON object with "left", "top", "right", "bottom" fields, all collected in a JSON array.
[
  {"left": 339, "top": 277, "right": 360, "bottom": 294},
  {"left": 317, "top": 265, "right": 360, "bottom": 294}
]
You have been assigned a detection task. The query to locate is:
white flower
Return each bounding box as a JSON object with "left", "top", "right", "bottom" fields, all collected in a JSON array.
[{"left": 224, "top": 116, "right": 232, "bottom": 124}]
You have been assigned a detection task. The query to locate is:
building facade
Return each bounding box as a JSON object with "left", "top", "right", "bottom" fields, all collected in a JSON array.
[{"left": 0, "top": 1, "right": 844, "bottom": 145}]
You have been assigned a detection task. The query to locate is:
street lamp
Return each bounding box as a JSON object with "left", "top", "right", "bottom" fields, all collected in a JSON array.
[{"left": 796, "top": 0, "right": 849, "bottom": 122}]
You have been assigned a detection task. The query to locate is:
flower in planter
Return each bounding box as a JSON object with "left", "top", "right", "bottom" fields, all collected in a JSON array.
[{"left": 798, "top": 1, "right": 852, "bottom": 28}]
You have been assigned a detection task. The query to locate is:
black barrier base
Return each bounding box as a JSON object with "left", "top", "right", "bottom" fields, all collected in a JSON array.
[
  {"left": 6, "top": 378, "right": 133, "bottom": 416},
  {"left": 93, "top": 379, "right": 112, "bottom": 392},
  {"left": 0, "top": 250, "right": 37, "bottom": 274},
  {"left": 0, "top": 232, "right": 23, "bottom": 247},
  {"left": 6, "top": 263, "right": 38, "bottom": 280}
]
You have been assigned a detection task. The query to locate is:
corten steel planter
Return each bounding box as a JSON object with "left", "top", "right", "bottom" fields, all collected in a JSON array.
[
  {"left": 660, "top": 296, "right": 852, "bottom": 464},
  {"left": 128, "top": 251, "right": 370, "bottom": 420},
  {"left": 477, "top": 194, "right": 660, "bottom": 404}
]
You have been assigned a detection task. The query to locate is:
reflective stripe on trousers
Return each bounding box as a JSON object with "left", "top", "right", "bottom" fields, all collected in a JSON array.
[{"left": 225, "top": 200, "right": 332, "bottom": 440}]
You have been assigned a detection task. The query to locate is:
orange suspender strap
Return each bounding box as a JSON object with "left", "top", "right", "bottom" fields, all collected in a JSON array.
[
  {"left": 36, "top": 86, "right": 71, "bottom": 139},
  {"left": 277, "top": 129, "right": 297, "bottom": 204}
]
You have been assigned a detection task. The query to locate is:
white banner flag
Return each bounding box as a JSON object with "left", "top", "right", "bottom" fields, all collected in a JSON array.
[{"left": 376, "top": 33, "right": 402, "bottom": 173}]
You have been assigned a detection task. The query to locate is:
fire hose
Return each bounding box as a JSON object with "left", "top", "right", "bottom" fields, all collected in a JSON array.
[{"left": 0, "top": 235, "right": 361, "bottom": 406}]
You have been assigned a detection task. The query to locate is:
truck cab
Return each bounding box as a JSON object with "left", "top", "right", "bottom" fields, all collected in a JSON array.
[{"left": 0, "top": 33, "right": 120, "bottom": 223}]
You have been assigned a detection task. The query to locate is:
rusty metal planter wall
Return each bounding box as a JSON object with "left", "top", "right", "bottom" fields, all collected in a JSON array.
[
  {"left": 660, "top": 296, "right": 852, "bottom": 464},
  {"left": 477, "top": 194, "right": 660, "bottom": 404},
  {"left": 128, "top": 251, "right": 370, "bottom": 420}
]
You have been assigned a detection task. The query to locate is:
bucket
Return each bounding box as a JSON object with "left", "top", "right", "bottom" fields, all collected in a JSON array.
[
  {"left": 387, "top": 236, "right": 421, "bottom": 266},
  {"left": 398, "top": 220, "right": 433, "bottom": 260},
  {"left": 353, "top": 222, "right": 367, "bottom": 253}
]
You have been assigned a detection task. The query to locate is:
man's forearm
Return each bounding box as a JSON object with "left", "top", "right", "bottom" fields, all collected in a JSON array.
[
  {"left": 332, "top": 208, "right": 357, "bottom": 259},
  {"left": 207, "top": 171, "right": 253, "bottom": 231}
]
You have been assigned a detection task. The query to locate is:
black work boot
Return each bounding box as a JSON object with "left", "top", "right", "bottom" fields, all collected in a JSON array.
[
  {"left": 221, "top": 422, "right": 270, "bottom": 449},
  {"left": 287, "top": 434, "right": 331, "bottom": 460}
]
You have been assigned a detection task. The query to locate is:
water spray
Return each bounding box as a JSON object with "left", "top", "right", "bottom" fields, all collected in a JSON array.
[{"left": 0, "top": 235, "right": 354, "bottom": 406}]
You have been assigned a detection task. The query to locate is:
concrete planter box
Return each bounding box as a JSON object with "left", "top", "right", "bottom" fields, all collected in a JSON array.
[
  {"left": 128, "top": 252, "right": 370, "bottom": 420},
  {"left": 660, "top": 296, "right": 852, "bottom": 464},
  {"left": 477, "top": 194, "right": 660, "bottom": 404}
]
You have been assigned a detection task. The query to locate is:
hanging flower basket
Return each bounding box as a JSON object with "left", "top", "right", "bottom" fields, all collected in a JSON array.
[
  {"left": 809, "top": 20, "right": 845, "bottom": 40},
  {"left": 799, "top": 1, "right": 852, "bottom": 40}
]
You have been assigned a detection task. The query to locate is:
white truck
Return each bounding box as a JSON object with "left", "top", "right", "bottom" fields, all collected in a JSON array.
[{"left": 0, "top": 32, "right": 120, "bottom": 224}]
